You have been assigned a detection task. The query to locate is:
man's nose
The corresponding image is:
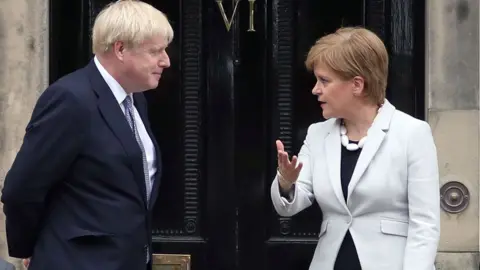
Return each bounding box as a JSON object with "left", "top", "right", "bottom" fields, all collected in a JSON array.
[{"left": 160, "top": 52, "right": 170, "bottom": 68}]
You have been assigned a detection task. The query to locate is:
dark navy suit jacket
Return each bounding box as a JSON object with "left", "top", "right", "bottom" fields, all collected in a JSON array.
[{"left": 1, "top": 60, "right": 162, "bottom": 270}]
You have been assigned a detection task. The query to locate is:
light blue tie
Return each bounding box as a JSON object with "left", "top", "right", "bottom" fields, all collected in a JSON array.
[
  {"left": 123, "top": 95, "right": 151, "bottom": 263},
  {"left": 123, "top": 95, "right": 152, "bottom": 202}
]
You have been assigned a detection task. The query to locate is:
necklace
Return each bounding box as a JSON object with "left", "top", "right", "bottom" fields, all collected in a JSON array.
[
  {"left": 340, "top": 123, "right": 366, "bottom": 151},
  {"left": 339, "top": 104, "right": 383, "bottom": 151}
]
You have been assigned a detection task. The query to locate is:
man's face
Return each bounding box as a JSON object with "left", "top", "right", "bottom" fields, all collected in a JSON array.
[{"left": 122, "top": 35, "right": 170, "bottom": 92}]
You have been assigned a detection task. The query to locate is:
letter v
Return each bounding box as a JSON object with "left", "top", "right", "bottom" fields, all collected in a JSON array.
[{"left": 216, "top": 0, "right": 241, "bottom": 32}]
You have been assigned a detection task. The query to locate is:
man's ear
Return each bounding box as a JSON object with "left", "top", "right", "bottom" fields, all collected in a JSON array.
[{"left": 113, "top": 41, "right": 125, "bottom": 61}]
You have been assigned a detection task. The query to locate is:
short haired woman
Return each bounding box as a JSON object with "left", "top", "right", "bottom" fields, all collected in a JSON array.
[{"left": 271, "top": 27, "right": 440, "bottom": 270}]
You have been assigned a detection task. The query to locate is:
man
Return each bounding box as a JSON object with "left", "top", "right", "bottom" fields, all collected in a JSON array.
[{"left": 1, "top": 1, "right": 172, "bottom": 269}]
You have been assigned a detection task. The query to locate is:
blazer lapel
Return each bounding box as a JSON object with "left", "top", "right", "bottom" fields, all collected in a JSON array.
[
  {"left": 346, "top": 100, "right": 396, "bottom": 202},
  {"left": 324, "top": 119, "right": 349, "bottom": 211},
  {"left": 87, "top": 61, "right": 148, "bottom": 209}
]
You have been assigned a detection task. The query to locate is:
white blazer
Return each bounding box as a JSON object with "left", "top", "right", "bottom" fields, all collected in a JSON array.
[{"left": 271, "top": 100, "right": 440, "bottom": 270}]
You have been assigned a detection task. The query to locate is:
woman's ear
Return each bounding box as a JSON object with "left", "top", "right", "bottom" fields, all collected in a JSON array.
[{"left": 352, "top": 76, "right": 365, "bottom": 96}]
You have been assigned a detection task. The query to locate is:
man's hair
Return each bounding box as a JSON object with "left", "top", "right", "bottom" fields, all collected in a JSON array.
[
  {"left": 92, "top": 0, "right": 174, "bottom": 54},
  {"left": 305, "top": 27, "right": 389, "bottom": 105}
]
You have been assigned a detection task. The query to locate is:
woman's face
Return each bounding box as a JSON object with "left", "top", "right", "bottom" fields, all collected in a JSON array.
[{"left": 311, "top": 65, "right": 362, "bottom": 119}]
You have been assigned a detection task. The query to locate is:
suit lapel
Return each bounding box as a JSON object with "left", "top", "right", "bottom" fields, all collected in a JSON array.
[
  {"left": 133, "top": 93, "right": 163, "bottom": 209},
  {"left": 324, "top": 120, "right": 349, "bottom": 211},
  {"left": 346, "top": 100, "right": 395, "bottom": 202},
  {"left": 87, "top": 61, "right": 148, "bottom": 209}
]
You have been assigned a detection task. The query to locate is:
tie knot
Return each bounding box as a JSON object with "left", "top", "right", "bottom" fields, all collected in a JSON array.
[{"left": 124, "top": 95, "right": 133, "bottom": 109}]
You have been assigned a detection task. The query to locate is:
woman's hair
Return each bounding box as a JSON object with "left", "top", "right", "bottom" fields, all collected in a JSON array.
[
  {"left": 92, "top": 0, "right": 174, "bottom": 54},
  {"left": 305, "top": 27, "right": 388, "bottom": 105}
]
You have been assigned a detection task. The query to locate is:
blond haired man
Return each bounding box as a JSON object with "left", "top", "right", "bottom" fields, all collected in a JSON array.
[{"left": 1, "top": 1, "right": 172, "bottom": 269}]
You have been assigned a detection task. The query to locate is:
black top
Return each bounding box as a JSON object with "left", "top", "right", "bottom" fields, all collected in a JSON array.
[{"left": 334, "top": 141, "right": 362, "bottom": 270}]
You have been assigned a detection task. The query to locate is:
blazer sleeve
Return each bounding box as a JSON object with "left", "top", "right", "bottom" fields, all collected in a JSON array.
[
  {"left": 1, "top": 85, "right": 87, "bottom": 258},
  {"left": 403, "top": 121, "right": 441, "bottom": 269},
  {"left": 270, "top": 124, "right": 315, "bottom": 217}
]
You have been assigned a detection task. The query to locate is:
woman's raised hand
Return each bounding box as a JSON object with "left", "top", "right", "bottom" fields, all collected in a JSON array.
[{"left": 276, "top": 140, "right": 303, "bottom": 190}]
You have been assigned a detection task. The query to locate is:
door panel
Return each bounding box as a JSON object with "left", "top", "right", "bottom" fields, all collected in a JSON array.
[
  {"left": 145, "top": 0, "right": 208, "bottom": 267},
  {"left": 49, "top": 0, "right": 424, "bottom": 269}
]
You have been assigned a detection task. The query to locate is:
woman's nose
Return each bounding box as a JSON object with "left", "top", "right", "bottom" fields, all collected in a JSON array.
[{"left": 311, "top": 81, "right": 322, "bottom": 95}]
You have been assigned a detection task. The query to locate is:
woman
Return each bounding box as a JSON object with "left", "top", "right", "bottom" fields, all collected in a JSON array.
[{"left": 271, "top": 27, "right": 440, "bottom": 270}]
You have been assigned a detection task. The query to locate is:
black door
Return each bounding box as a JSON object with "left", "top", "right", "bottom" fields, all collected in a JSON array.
[{"left": 49, "top": 0, "right": 425, "bottom": 269}]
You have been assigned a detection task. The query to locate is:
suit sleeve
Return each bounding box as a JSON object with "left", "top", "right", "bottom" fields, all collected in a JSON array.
[
  {"left": 1, "top": 85, "right": 87, "bottom": 258},
  {"left": 270, "top": 124, "right": 315, "bottom": 217},
  {"left": 403, "top": 121, "right": 440, "bottom": 269}
]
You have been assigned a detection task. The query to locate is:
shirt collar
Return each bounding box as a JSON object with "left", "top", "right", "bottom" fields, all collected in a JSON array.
[{"left": 94, "top": 56, "right": 131, "bottom": 105}]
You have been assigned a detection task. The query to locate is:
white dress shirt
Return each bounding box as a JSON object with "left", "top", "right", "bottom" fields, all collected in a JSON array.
[{"left": 94, "top": 56, "right": 156, "bottom": 196}]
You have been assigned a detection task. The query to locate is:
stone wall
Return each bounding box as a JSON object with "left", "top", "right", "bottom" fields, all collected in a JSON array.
[
  {"left": 427, "top": 0, "right": 480, "bottom": 269},
  {"left": 0, "top": 0, "right": 49, "bottom": 268}
]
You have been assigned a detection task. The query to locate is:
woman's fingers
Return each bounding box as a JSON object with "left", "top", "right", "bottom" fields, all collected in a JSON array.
[
  {"left": 276, "top": 140, "right": 284, "bottom": 152},
  {"left": 278, "top": 151, "right": 289, "bottom": 167},
  {"left": 294, "top": 161, "right": 303, "bottom": 174},
  {"left": 290, "top": 155, "right": 298, "bottom": 168},
  {"left": 275, "top": 140, "right": 302, "bottom": 184},
  {"left": 277, "top": 151, "right": 284, "bottom": 166},
  {"left": 277, "top": 145, "right": 304, "bottom": 182}
]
